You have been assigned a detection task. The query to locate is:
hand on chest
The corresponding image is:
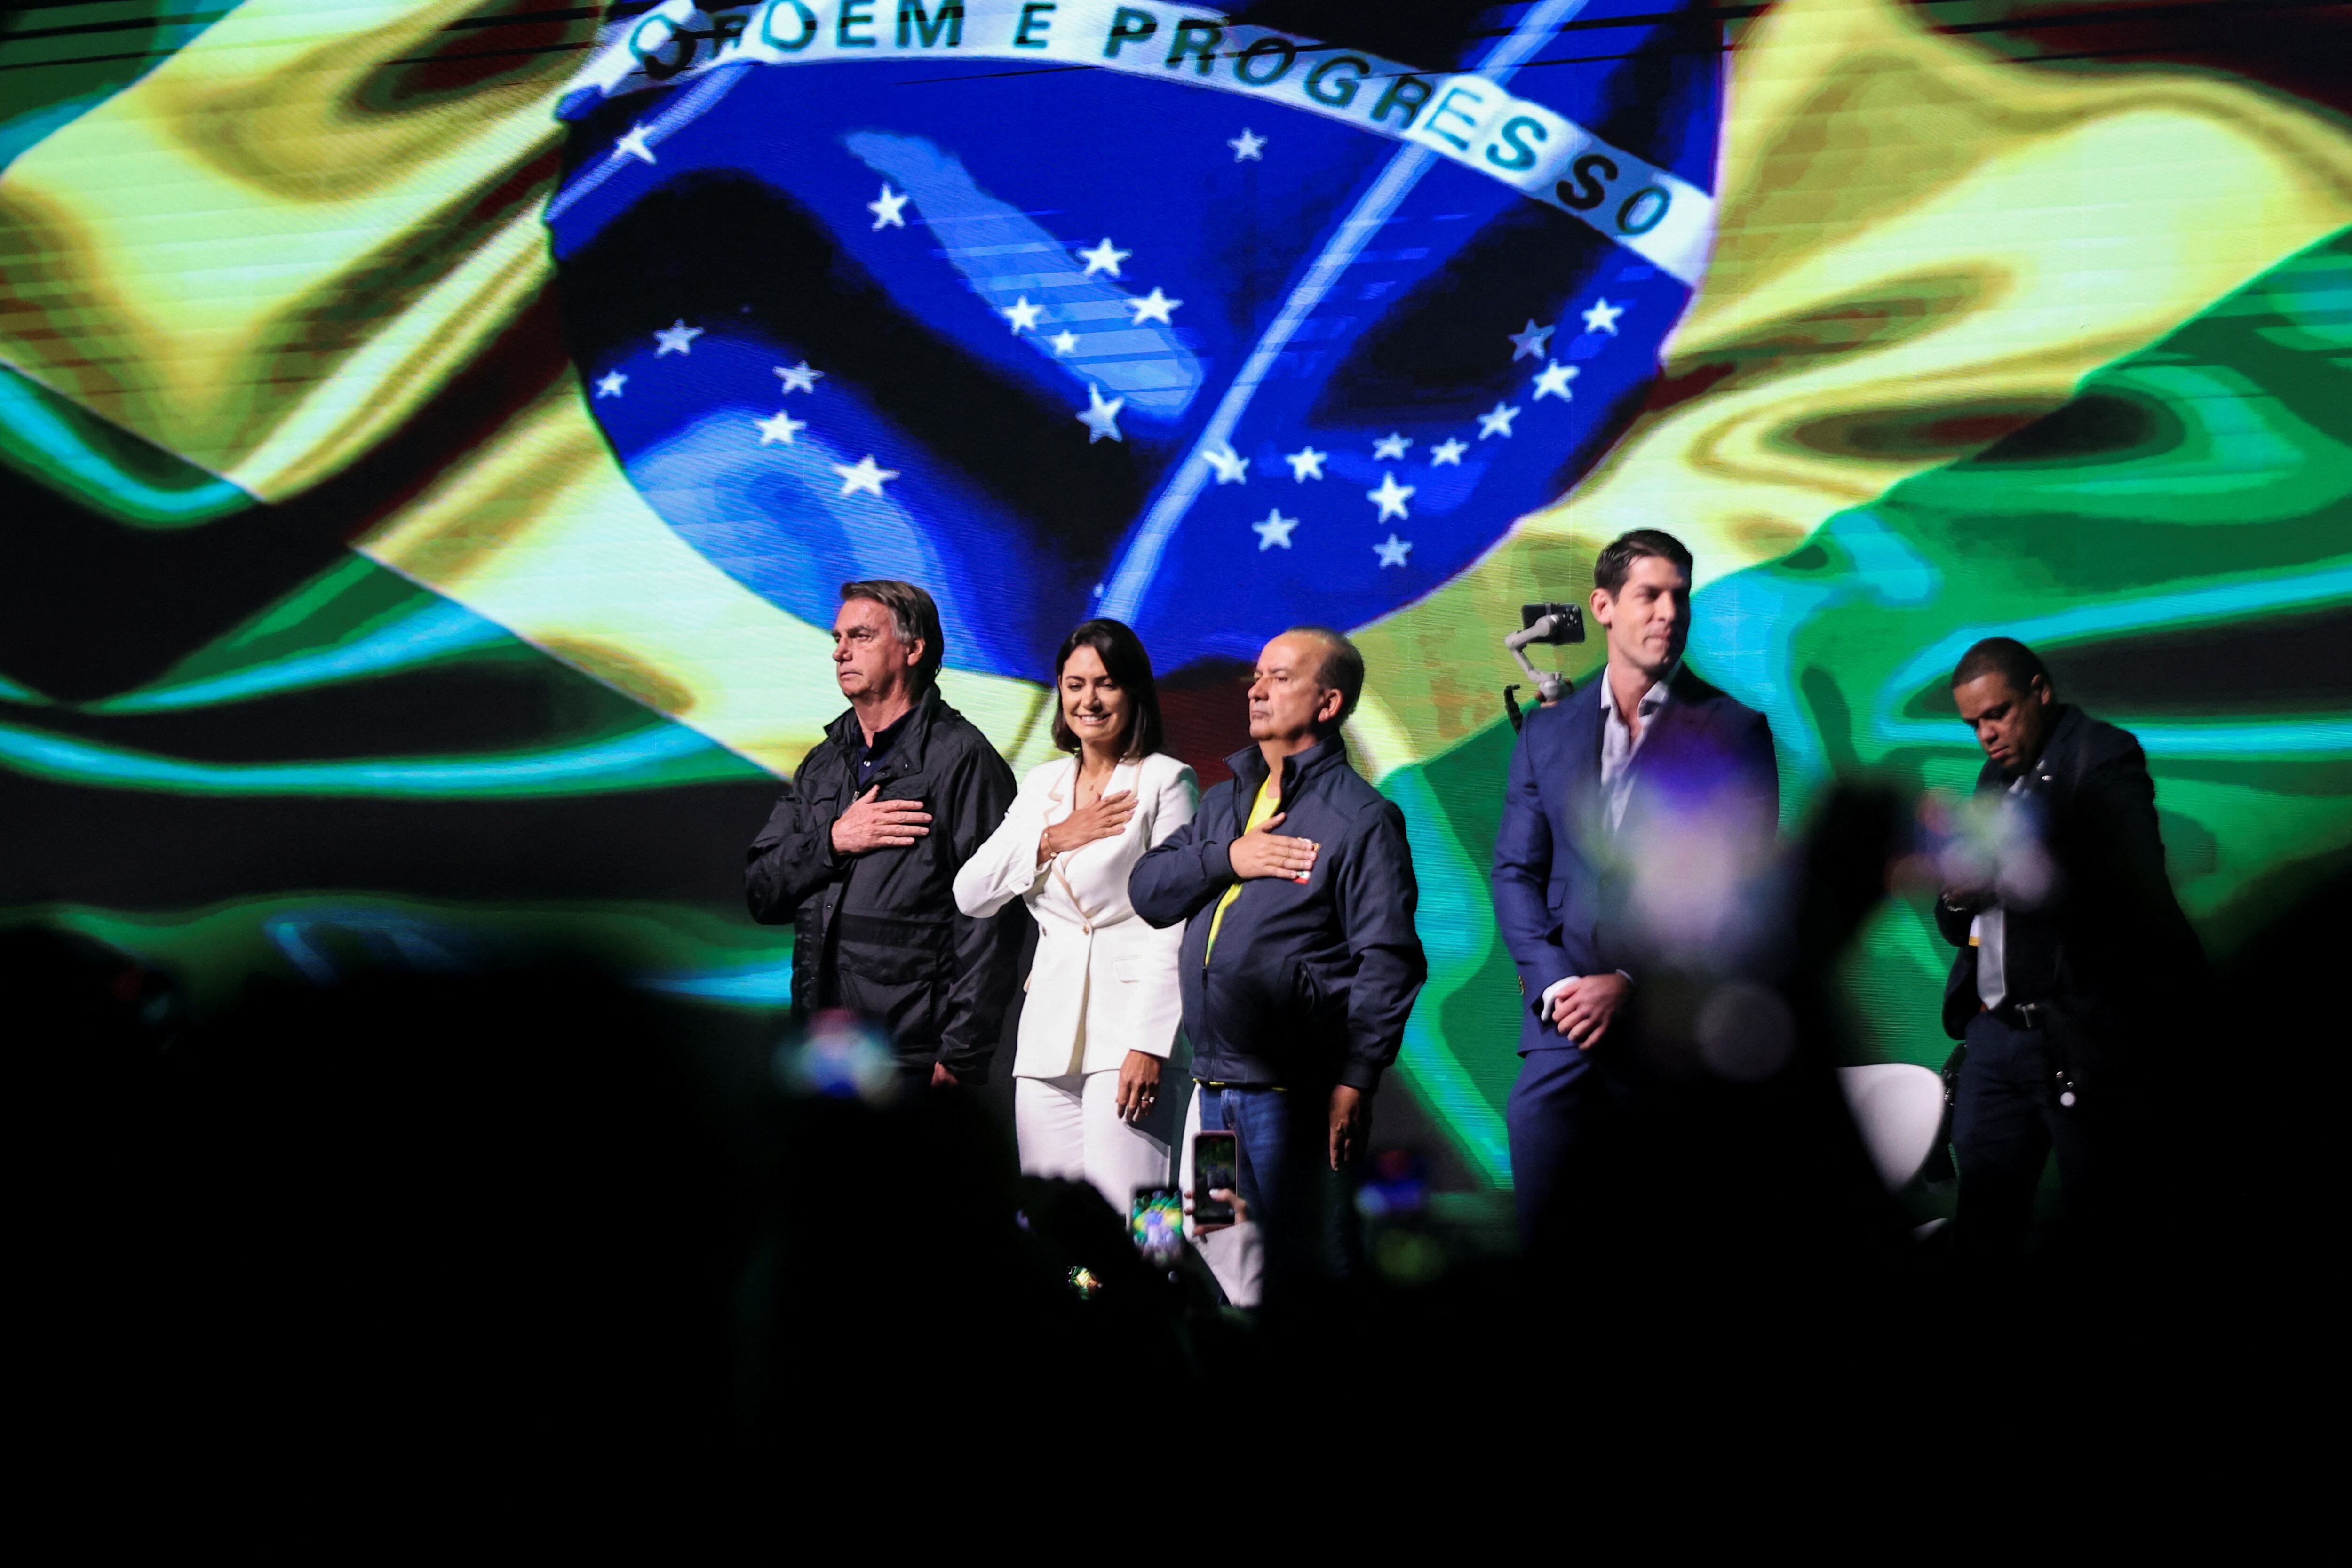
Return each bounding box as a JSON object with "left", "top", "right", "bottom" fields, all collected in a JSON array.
[
  {"left": 1044, "top": 763, "right": 1149, "bottom": 901},
  {"left": 848, "top": 766, "right": 943, "bottom": 863},
  {"left": 1225, "top": 789, "right": 1328, "bottom": 893}
]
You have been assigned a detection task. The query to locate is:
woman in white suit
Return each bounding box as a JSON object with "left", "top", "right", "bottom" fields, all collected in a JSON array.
[{"left": 954, "top": 620, "right": 1197, "bottom": 1211}]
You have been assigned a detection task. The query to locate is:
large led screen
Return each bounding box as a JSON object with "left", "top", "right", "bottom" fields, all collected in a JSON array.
[{"left": 5, "top": 0, "right": 2348, "bottom": 1185}]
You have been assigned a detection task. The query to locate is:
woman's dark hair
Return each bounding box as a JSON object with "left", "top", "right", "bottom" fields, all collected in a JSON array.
[{"left": 1049, "top": 619, "right": 1164, "bottom": 759}]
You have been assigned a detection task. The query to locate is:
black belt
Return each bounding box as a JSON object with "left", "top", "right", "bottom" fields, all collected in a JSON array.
[{"left": 1978, "top": 1001, "right": 2079, "bottom": 1107}]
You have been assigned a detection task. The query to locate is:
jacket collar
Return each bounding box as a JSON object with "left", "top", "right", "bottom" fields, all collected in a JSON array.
[
  {"left": 1223, "top": 731, "right": 1351, "bottom": 798},
  {"left": 1558, "top": 663, "right": 1719, "bottom": 794},
  {"left": 1599, "top": 658, "right": 1682, "bottom": 712},
  {"left": 2027, "top": 702, "right": 2082, "bottom": 787},
  {"left": 1047, "top": 752, "right": 1138, "bottom": 801},
  {"left": 2043, "top": 701, "right": 2083, "bottom": 764},
  {"left": 826, "top": 685, "right": 945, "bottom": 773}
]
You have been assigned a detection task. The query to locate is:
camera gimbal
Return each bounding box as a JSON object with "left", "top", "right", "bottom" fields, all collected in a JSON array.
[{"left": 1503, "top": 602, "right": 1584, "bottom": 732}]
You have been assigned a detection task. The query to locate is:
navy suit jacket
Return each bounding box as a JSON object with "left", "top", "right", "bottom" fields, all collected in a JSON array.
[{"left": 1490, "top": 666, "right": 1779, "bottom": 1055}]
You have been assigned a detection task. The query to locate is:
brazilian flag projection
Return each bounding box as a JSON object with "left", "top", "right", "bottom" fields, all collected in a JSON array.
[{"left": 3, "top": 0, "right": 2349, "bottom": 1184}]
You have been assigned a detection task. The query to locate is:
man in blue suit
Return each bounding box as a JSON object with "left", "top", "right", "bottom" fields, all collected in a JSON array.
[{"left": 1490, "top": 529, "right": 1780, "bottom": 1250}]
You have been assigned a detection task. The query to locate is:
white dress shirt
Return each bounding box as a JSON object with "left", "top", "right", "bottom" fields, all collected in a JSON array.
[
  {"left": 1599, "top": 664, "right": 1673, "bottom": 832},
  {"left": 1971, "top": 775, "right": 2029, "bottom": 1008},
  {"left": 1541, "top": 663, "right": 1669, "bottom": 1015}
]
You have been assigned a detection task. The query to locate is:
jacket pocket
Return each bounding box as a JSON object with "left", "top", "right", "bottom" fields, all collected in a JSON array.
[
  {"left": 833, "top": 912, "right": 952, "bottom": 1042},
  {"left": 838, "top": 931, "right": 939, "bottom": 986},
  {"left": 1291, "top": 961, "right": 1345, "bottom": 1051},
  {"left": 1111, "top": 950, "right": 1175, "bottom": 986}
]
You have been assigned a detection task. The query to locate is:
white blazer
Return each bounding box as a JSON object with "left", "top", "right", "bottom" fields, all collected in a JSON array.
[{"left": 954, "top": 751, "right": 1198, "bottom": 1079}]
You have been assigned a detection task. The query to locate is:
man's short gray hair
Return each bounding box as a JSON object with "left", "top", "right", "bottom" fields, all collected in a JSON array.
[
  {"left": 1285, "top": 625, "right": 1364, "bottom": 730},
  {"left": 840, "top": 580, "right": 945, "bottom": 688}
]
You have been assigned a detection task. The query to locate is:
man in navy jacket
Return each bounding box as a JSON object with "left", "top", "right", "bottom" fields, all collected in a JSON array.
[
  {"left": 1130, "top": 627, "right": 1426, "bottom": 1280},
  {"left": 1491, "top": 530, "right": 1779, "bottom": 1250}
]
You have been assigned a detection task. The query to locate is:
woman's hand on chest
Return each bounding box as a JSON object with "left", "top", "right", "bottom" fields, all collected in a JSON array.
[{"left": 1041, "top": 774, "right": 1138, "bottom": 860}]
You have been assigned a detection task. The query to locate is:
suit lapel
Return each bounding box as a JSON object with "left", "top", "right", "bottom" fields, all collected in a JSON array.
[
  {"left": 1629, "top": 687, "right": 1706, "bottom": 787},
  {"left": 2033, "top": 706, "right": 2080, "bottom": 799},
  {"left": 1044, "top": 756, "right": 1078, "bottom": 820},
  {"left": 1560, "top": 681, "right": 1607, "bottom": 835}
]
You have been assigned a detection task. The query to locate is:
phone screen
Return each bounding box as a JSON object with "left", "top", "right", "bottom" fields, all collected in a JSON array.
[
  {"left": 1192, "top": 1130, "right": 1238, "bottom": 1228},
  {"left": 1129, "top": 1186, "right": 1184, "bottom": 1264}
]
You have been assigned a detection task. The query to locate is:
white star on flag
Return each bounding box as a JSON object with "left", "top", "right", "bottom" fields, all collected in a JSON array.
[
  {"left": 1532, "top": 361, "right": 1578, "bottom": 402},
  {"left": 831, "top": 455, "right": 899, "bottom": 498},
  {"left": 614, "top": 124, "right": 656, "bottom": 165},
  {"left": 1077, "top": 238, "right": 1130, "bottom": 278},
  {"left": 1367, "top": 472, "right": 1415, "bottom": 521},
  {"left": 1049, "top": 330, "right": 1079, "bottom": 356},
  {"left": 594, "top": 371, "right": 627, "bottom": 398},
  {"left": 1374, "top": 533, "right": 1413, "bottom": 568},
  {"left": 1126, "top": 287, "right": 1181, "bottom": 326},
  {"left": 755, "top": 409, "right": 807, "bottom": 446},
  {"left": 1581, "top": 297, "right": 1624, "bottom": 335},
  {"left": 1002, "top": 296, "right": 1043, "bottom": 333},
  {"left": 1285, "top": 446, "right": 1327, "bottom": 482},
  {"left": 1372, "top": 433, "right": 1412, "bottom": 461},
  {"left": 654, "top": 320, "right": 702, "bottom": 356},
  {"left": 1077, "top": 384, "right": 1125, "bottom": 444},
  {"left": 1252, "top": 509, "right": 1298, "bottom": 550},
  {"left": 1201, "top": 443, "right": 1249, "bottom": 484},
  {"left": 1478, "top": 400, "right": 1521, "bottom": 439},
  {"left": 774, "top": 361, "right": 824, "bottom": 393},
  {"left": 1229, "top": 127, "right": 1266, "bottom": 161},
  {"left": 868, "top": 183, "right": 909, "bottom": 231},
  {"left": 1508, "top": 319, "right": 1554, "bottom": 361},
  {"left": 1430, "top": 438, "right": 1466, "bottom": 466}
]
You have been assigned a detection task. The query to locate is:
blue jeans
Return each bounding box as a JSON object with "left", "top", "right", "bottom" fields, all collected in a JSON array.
[{"left": 1196, "top": 1083, "right": 1356, "bottom": 1286}]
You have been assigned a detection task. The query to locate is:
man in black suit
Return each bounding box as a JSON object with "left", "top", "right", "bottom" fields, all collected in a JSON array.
[
  {"left": 1937, "top": 637, "right": 2204, "bottom": 1264},
  {"left": 1490, "top": 529, "right": 1780, "bottom": 1251}
]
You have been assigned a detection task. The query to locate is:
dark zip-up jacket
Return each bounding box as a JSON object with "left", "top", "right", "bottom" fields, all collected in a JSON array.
[
  {"left": 745, "top": 688, "right": 1018, "bottom": 1083},
  {"left": 1128, "top": 734, "right": 1425, "bottom": 1092}
]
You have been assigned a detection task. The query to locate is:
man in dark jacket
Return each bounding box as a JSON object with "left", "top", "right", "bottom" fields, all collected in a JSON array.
[
  {"left": 746, "top": 580, "right": 1018, "bottom": 1087},
  {"left": 1129, "top": 627, "right": 1426, "bottom": 1280},
  {"left": 1937, "top": 637, "right": 2203, "bottom": 1263}
]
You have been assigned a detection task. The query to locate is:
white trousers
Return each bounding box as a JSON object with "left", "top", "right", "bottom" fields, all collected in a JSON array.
[{"left": 1014, "top": 1071, "right": 1182, "bottom": 1217}]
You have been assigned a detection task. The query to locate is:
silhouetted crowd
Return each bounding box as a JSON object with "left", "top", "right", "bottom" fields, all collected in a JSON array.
[{"left": 13, "top": 794, "right": 2333, "bottom": 1472}]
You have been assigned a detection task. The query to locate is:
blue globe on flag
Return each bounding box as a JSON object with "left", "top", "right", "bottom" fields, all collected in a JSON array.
[{"left": 546, "top": 0, "right": 1721, "bottom": 683}]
